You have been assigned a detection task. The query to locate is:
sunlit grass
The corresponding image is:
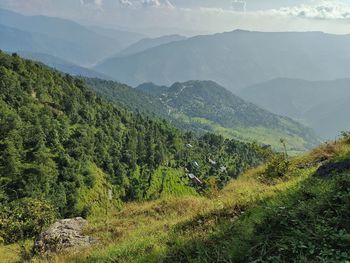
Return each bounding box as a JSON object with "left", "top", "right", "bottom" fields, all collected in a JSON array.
[{"left": 3, "top": 139, "right": 349, "bottom": 263}]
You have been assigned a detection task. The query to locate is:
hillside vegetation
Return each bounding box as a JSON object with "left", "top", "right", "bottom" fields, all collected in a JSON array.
[
  {"left": 0, "top": 52, "right": 270, "bottom": 246},
  {"left": 86, "top": 78, "right": 318, "bottom": 151},
  {"left": 3, "top": 130, "right": 350, "bottom": 262}
]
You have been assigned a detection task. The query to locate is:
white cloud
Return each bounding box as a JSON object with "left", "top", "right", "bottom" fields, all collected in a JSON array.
[
  {"left": 80, "top": 0, "right": 103, "bottom": 10},
  {"left": 119, "top": 0, "right": 133, "bottom": 7},
  {"left": 118, "top": 0, "right": 174, "bottom": 9},
  {"left": 142, "top": 0, "right": 174, "bottom": 8},
  {"left": 231, "top": 0, "right": 246, "bottom": 12},
  {"left": 2, "top": 0, "right": 350, "bottom": 36},
  {"left": 270, "top": 0, "right": 350, "bottom": 20}
]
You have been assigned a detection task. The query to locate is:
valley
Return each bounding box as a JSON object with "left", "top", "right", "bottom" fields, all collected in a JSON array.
[{"left": 239, "top": 78, "right": 350, "bottom": 140}]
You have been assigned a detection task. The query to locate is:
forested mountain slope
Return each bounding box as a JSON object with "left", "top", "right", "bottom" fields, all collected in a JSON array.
[
  {"left": 95, "top": 30, "right": 350, "bottom": 90},
  {"left": 86, "top": 78, "right": 318, "bottom": 151},
  {"left": 0, "top": 52, "right": 270, "bottom": 244},
  {"left": 239, "top": 78, "right": 350, "bottom": 139},
  {"left": 6, "top": 127, "right": 350, "bottom": 262}
]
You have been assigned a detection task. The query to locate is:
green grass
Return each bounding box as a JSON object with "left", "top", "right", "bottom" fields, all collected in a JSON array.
[
  {"left": 77, "top": 163, "right": 121, "bottom": 218},
  {"left": 145, "top": 167, "right": 198, "bottom": 199},
  {"left": 2, "top": 139, "right": 350, "bottom": 263},
  {"left": 180, "top": 116, "right": 311, "bottom": 152}
]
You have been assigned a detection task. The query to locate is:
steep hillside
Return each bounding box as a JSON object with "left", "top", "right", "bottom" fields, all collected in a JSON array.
[
  {"left": 0, "top": 8, "right": 141, "bottom": 65},
  {"left": 6, "top": 132, "right": 350, "bottom": 262},
  {"left": 138, "top": 81, "right": 319, "bottom": 151},
  {"left": 86, "top": 79, "right": 318, "bottom": 151},
  {"left": 239, "top": 78, "right": 350, "bottom": 139},
  {"left": 84, "top": 79, "right": 169, "bottom": 118},
  {"left": 0, "top": 52, "right": 270, "bottom": 246},
  {"left": 94, "top": 30, "right": 350, "bottom": 90},
  {"left": 117, "top": 35, "right": 187, "bottom": 57}
]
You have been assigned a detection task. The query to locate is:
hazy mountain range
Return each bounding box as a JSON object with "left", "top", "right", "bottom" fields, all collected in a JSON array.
[
  {"left": 239, "top": 78, "right": 350, "bottom": 140},
  {"left": 95, "top": 30, "right": 350, "bottom": 90},
  {"left": 1, "top": 7, "right": 349, "bottom": 141},
  {"left": 116, "top": 34, "right": 187, "bottom": 57},
  {"left": 0, "top": 8, "right": 144, "bottom": 66},
  {"left": 18, "top": 51, "right": 109, "bottom": 79}
]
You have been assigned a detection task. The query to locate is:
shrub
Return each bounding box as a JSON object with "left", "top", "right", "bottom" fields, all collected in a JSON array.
[
  {"left": 0, "top": 198, "right": 56, "bottom": 244},
  {"left": 341, "top": 131, "right": 350, "bottom": 143},
  {"left": 206, "top": 176, "right": 219, "bottom": 198},
  {"left": 261, "top": 153, "right": 289, "bottom": 183}
]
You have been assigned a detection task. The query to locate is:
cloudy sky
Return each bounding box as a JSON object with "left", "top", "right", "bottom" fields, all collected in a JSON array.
[{"left": 1, "top": 0, "right": 350, "bottom": 35}]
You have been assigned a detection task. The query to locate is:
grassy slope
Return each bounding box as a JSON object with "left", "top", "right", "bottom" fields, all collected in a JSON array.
[
  {"left": 2, "top": 139, "right": 350, "bottom": 263},
  {"left": 179, "top": 115, "right": 309, "bottom": 152},
  {"left": 86, "top": 79, "right": 318, "bottom": 152}
]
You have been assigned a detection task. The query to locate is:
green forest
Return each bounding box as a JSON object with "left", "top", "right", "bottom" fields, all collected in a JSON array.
[
  {"left": 0, "top": 52, "right": 270, "bottom": 244},
  {"left": 85, "top": 78, "right": 318, "bottom": 152}
]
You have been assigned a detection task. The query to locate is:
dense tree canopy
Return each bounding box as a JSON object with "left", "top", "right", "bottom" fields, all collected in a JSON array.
[{"left": 0, "top": 52, "right": 270, "bottom": 224}]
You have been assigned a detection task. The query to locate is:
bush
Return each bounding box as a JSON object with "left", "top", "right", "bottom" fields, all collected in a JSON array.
[
  {"left": 341, "top": 131, "right": 350, "bottom": 143},
  {"left": 261, "top": 153, "right": 289, "bottom": 183},
  {"left": 206, "top": 176, "right": 219, "bottom": 198},
  {"left": 0, "top": 198, "right": 56, "bottom": 244}
]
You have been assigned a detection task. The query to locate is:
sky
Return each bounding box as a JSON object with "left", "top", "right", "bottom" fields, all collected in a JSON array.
[{"left": 1, "top": 0, "right": 350, "bottom": 36}]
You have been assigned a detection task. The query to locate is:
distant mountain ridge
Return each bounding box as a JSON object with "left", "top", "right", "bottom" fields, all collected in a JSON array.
[
  {"left": 116, "top": 35, "right": 187, "bottom": 57},
  {"left": 238, "top": 77, "right": 350, "bottom": 139},
  {"left": 0, "top": 24, "right": 87, "bottom": 64},
  {"left": 86, "top": 78, "right": 318, "bottom": 151},
  {"left": 94, "top": 30, "right": 350, "bottom": 91},
  {"left": 18, "top": 51, "right": 110, "bottom": 79},
  {"left": 0, "top": 8, "right": 144, "bottom": 65}
]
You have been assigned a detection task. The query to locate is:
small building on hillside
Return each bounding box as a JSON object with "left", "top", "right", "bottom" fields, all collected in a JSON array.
[
  {"left": 208, "top": 158, "right": 217, "bottom": 165},
  {"left": 188, "top": 173, "right": 203, "bottom": 185},
  {"left": 192, "top": 161, "right": 200, "bottom": 168},
  {"left": 220, "top": 166, "right": 227, "bottom": 172}
]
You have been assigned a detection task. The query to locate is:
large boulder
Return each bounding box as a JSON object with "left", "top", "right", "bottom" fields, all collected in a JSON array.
[{"left": 34, "top": 217, "right": 96, "bottom": 255}]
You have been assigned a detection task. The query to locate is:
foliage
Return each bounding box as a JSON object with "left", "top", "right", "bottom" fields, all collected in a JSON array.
[
  {"left": 206, "top": 176, "right": 219, "bottom": 198},
  {"left": 85, "top": 78, "right": 318, "bottom": 151},
  {"left": 2, "top": 141, "right": 350, "bottom": 263},
  {"left": 0, "top": 198, "right": 56, "bottom": 244},
  {"left": 341, "top": 131, "right": 350, "bottom": 143},
  {"left": 0, "top": 52, "right": 270, "bottom": 243},
  {"left": 261, "top": 153, "right": 290, "bottom": 182},
  {"left": 247, "top": 174, "right": 350, "bottom": 262}
]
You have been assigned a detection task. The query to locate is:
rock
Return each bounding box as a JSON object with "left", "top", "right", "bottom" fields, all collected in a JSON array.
[
  {"left": 314, "top": 158, "right": 350, "bottom": 178},
  {"left": 34, "top": 217, "right": 96, "bottom": 255}
]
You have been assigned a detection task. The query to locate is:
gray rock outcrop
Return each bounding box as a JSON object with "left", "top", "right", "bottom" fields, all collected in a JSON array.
[{"left": 34, "top": 217, "right": 96, "bottom": 255}]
